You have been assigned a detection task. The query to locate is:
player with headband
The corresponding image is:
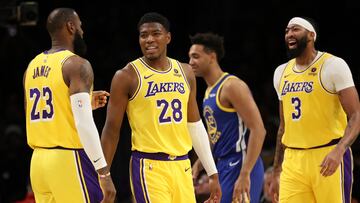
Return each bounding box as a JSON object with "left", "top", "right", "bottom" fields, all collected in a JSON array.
[{"left": 270, "top": 16, "right": 360, "bottom": 203}]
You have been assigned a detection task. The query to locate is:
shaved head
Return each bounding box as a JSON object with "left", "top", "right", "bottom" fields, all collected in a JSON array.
[{"left": 46, "top": 8, "right": 77, "bottom": 36}]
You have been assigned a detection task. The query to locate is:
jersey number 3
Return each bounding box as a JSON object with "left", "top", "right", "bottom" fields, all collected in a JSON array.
[
  {"left": 291, "top": 97, "right": 301, "bottom": 120},
  {"left": 29, "top": 87, "right": 54, "bottom": 121}
]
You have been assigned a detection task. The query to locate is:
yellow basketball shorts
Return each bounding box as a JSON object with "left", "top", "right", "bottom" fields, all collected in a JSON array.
[
  {"left": 130, "top": 151, "right": 196, "bottom": 203},
  {"left": 280, "top": 146, "right": 353, "bottom": 203},
  {"left": 30, "top": 148, "right": 103, "bottom": 203}
]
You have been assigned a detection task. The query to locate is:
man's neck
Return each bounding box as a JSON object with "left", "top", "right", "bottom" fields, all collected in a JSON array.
[
  {"left": 142, "top": 56, "right": 170, "bottom": 71},
  {"left": 204, "top": 65, "right": 224, "bottom": 87},
  {"left": 295, "top": 49, "right": 318, "bottom": 69},
  {"left": 50, "top": 40, "right": 72, "bottom": 53}
]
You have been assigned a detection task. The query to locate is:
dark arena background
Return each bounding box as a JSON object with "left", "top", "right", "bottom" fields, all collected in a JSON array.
[{"left": 0, "top": 0, "right": 359, "bottom": 202}]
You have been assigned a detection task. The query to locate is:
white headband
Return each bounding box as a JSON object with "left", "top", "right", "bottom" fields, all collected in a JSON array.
[{"left": 288, "top": 17, "right": 317, "bottom": 41}]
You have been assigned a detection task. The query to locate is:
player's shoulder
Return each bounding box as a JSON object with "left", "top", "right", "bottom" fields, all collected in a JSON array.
[
  {"left": 174, "top": 60, "right": 193, "bottom": 77},
  {"left": 177, "top": 60, "right": 191, "bottom": 71},
  {"left": 63, "top": 55, "right": 90, "bottom": 69},
  {"left": 323, "top": 52, "right": 347, "bottom": 66},
  {"left": 274, "top": 62, "right": 288, "bottom": 74},
  {"left": 113, "top": 62, "right": 137, "bottom": 81},
  {"left": 223, "top": 74, "right": 248, "bottom": 91}
]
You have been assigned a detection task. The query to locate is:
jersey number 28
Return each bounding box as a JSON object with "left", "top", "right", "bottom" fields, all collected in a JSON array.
[{"left": 157, "top": 99, "right": 183, "bottom": 123}]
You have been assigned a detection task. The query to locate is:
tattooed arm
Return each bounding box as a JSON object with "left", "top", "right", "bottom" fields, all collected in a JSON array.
[
  {"left": 320, "top": 86, "right": 360, "bottom": 177},
  {"left": 269, "top": 101, "right": 285, "bottom": 203}
]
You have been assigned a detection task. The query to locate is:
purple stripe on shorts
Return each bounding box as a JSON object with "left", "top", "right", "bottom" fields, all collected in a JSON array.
[
  {"left": 132, "top": 150, "right": 188, "bottom": 161},
  {"left": 78, "top": 150, "right": 103, "bottom": 203},
  {"left": 141, "top": 159, "right": 151, "bottom": 203},
  {"left": 75, "top": 151, "right": 89, "bottom": 203},
  {"left": 342, "top": 148, "right": 353, "bottom": 203},
  {"left": 131, "top": 156, "right": 148, "bottom": 203}
]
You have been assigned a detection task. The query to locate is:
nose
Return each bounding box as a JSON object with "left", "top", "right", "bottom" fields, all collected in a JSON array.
[
  {"left": 285, "top": 28, "right": 295, "bottom": 39},
  {"left": 145, "top": 35, "right": 155, "bottom": 43},
  {"left": 189, "top": 57, "right": 194, "bottom": 66}
]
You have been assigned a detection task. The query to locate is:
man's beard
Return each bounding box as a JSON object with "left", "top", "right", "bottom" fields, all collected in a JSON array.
[
  {"left": 73, "top": 31, "right": 87, "bottom": 57},
  {"left": 286, "top": 35, "right": 308, "bottom": 59}
]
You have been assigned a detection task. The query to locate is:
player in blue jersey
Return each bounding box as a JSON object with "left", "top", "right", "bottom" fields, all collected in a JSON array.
[{"left": 189, "top": 32, "right": 266, "bottom": 203}]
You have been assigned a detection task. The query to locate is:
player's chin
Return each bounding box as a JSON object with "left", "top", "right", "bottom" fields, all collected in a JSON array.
[{"left": 191, "top": 68, "right": 200, "bottom": 76}]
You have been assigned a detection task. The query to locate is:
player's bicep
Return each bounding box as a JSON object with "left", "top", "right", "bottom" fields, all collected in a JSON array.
[
  {"left": 63, "top": 56, "right": 93, "bottom": 95},
  {"left": 338, "top": 86, "right": 360, "bottom": 117},
  {"left": 225, "top": 79, "right": 264, "bottom": 129},
  {"left": 104, "top": 69, "right": 131, "bottom": 131}
]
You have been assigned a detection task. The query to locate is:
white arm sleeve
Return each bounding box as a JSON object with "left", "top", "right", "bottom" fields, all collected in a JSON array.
[
  {"left": 273, "top": 63, "right": 287, "bottom": 100},
  {"left": 321, "top": 56, "right": 355, "bottom": 92},
  {"left": 188, "top": 120, "right": 218, "bottom": 176},
  {"left": 70, "top": 92, "right": 107, "bottom": 170}
]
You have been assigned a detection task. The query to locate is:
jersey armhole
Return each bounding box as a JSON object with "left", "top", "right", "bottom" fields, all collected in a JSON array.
[
  {"left": 176, "top": 60, "right": 190, "bottom": 90},
  {"left": 129, "top": 62, "right": 142, "bottom": 101},
  {"left": 319, "top": 60, "right": 337, "bottom": 94},
  {"left": 216, "top": 76, "right": 237, "bottom": 112},
  {"left": 60, "top": 54, "right": 76, "bottom": 88}
]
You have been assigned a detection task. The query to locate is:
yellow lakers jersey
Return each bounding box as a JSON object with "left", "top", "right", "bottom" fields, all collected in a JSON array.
[
  {"left": 127, "top": 57, "right": 192, "bottom": 155},
  {"left": 279, "top": 52, "right": 347, "bottom": 148},
  {"left": 25, "top": 50, "right": 84, "bottom": 149}
]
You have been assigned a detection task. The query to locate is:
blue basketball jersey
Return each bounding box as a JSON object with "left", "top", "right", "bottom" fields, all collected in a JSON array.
[
  {"left": 203, "top": 73, "right": 264, "bottom": 203},
  {"left": 202, "top": 73, "right": 247, "bottom": 159}
]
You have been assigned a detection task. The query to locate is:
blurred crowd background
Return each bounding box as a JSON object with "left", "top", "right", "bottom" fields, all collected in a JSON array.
[{"left": 0, "top": 0, "right": 359, "bottom": 202}]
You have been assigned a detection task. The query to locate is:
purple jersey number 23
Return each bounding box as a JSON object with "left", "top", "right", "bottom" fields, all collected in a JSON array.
[{"left": 29, "top": 87, "right": 54, "bottom": 121}]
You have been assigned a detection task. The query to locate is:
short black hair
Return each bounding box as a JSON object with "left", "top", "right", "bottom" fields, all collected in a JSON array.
[
  {"left": 137, "top": 12, "right": 170, "bottom": 32},
  {"left": 46, "top": 8, "right": 76, "bottom": 36},
  {"left": 190, "top": 32, "right": 225, "bottom": 61},
  {"left": 301, "top": 16, "right": 319, "bottom": 40}
]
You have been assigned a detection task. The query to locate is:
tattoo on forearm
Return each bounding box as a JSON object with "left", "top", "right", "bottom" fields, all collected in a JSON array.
[
  {"left": 340, "top": 115, "right": 360, "bottom": 148},
  {"left": 273, "top": 127, "right": 285, "bottom": 171}
]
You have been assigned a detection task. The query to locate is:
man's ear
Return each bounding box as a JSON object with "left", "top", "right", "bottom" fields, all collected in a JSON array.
[
  {"left": 166, "top": 31, "right": 171, "bottom": 45},
  {"left": 66, "top": 21, "right": 76, "bottom": 34}
]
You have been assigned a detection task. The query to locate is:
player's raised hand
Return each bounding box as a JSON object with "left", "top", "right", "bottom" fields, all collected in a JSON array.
[{"left": 92, "top": 90, "right": 110, "bottom": 110}]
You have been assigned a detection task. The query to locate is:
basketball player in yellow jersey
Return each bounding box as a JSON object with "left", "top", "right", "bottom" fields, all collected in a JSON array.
[
  {"left": 23, "top": 8, "right": 115, "bottom": 203},
  {"left": 101, "top": 12, "right": 221, "bottom": 203},
  {"left": 270, "top": 17, "right": 360, "bottom": 203}
]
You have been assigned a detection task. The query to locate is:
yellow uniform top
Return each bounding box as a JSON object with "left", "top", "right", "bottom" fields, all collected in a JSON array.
[
  {"left": 127, "top": 57, "right": 192, "bottom": 155},
  {"left": 25, "top": 49, "right": 85, "bottom": 149},
  {"left": 279, "top": 53, "right": 347, "bottom": 148}
]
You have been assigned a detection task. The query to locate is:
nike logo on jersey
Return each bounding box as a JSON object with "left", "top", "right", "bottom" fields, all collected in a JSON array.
[
  {"left": 229, "top": 160, "right": 240, "bottom": 167},
  {"left": 144, "top": 74, "right": 154, "bottom": 79},
  {"left": 185, "top": 167, "right": 191, "bottom": 172},
  {"left": 93, "top": 157, "right": 102, "bottom": 163},
  {"left": 209, "top": 93, "right": 216, "bottom": 98}
]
